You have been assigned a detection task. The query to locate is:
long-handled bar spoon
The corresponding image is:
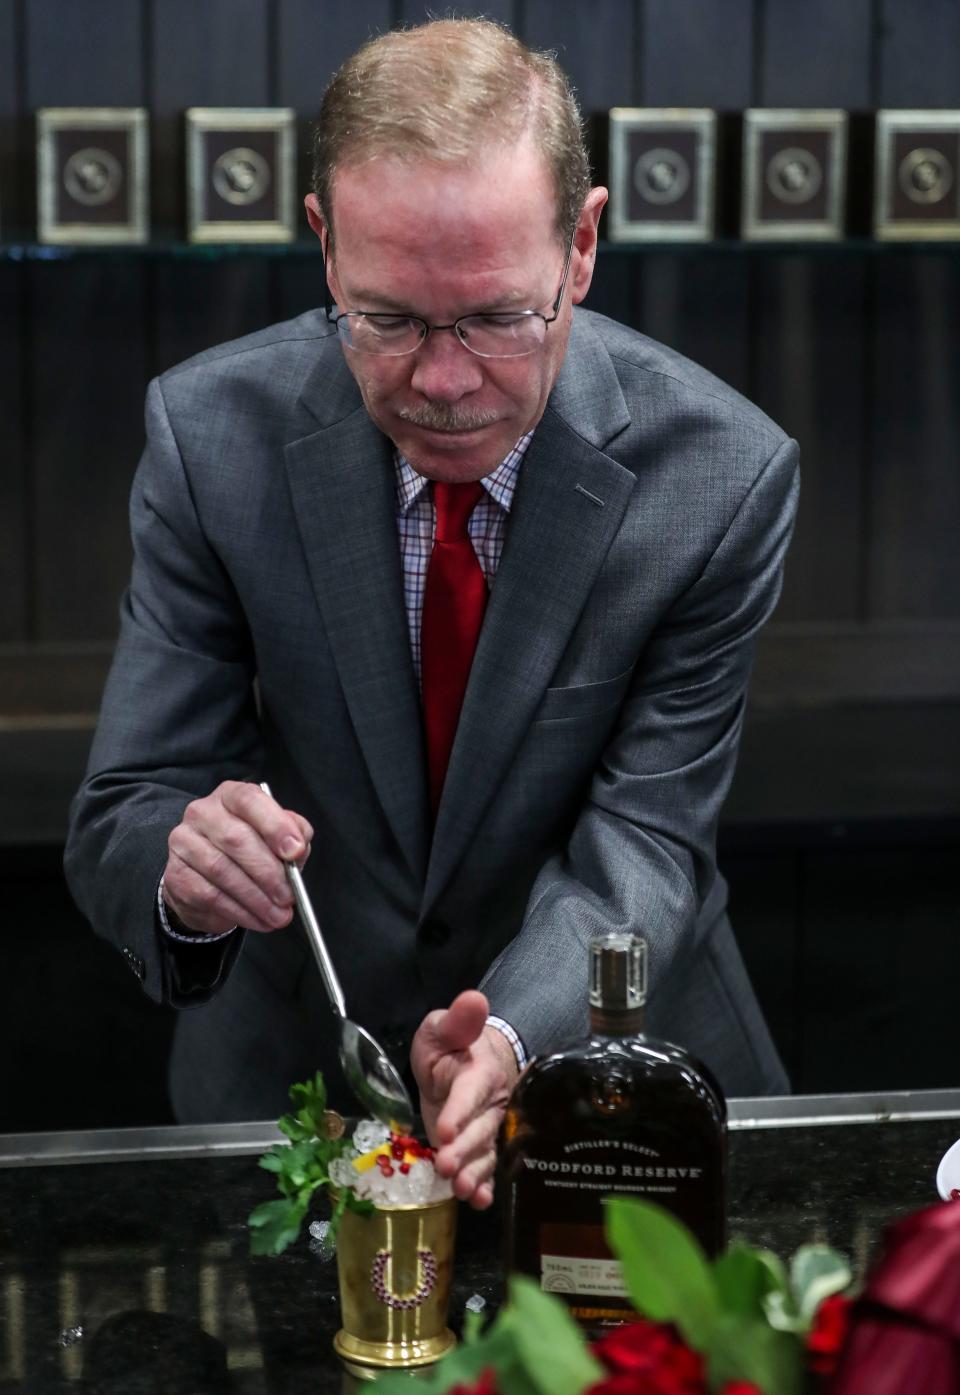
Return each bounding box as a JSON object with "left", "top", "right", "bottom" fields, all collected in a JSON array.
[{"left": 260, "top": 782, "right": 415, "bottom": 1130}]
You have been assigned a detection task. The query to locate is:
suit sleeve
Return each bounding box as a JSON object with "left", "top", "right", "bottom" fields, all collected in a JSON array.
[
  {"left": 64, "top": 376, "right": 260, "bottom": 1007},
  {"left": 477, "top": 435, "right": 800, "bottom": 1058}
]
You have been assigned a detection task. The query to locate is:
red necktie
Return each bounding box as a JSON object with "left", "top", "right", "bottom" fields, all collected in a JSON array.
[{"left": 421, "top": 481, "right": 488, "bottom": 817}]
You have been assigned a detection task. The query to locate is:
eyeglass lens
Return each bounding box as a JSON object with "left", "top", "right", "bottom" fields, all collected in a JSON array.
[{"left": 337, "top": 314, "right": 547, "bottom": 359}]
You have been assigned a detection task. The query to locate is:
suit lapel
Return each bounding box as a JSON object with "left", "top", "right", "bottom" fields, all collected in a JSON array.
[
  {"left": 285, "top": 363, "right": 430, "bottom": 881},
  {"left": 423, "top": 317, "right": 637, "bottom": 911}
]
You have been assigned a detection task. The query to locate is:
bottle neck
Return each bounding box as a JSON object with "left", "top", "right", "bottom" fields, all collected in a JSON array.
[{"left": 590, "top": 1005, "right": 646, "bottom": 1036}]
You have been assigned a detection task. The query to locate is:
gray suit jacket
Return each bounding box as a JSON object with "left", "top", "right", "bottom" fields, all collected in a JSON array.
[{"left": 65, "top": 306, "right": 799, "bottom": 1122}]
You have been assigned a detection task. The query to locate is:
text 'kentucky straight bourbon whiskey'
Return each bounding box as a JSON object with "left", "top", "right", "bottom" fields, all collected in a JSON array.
[{"left": 499, "top": 934, "right": 726, "bottom": 1332}]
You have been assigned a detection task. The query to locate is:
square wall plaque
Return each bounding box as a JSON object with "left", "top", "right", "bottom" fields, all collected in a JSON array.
[
  {"left": 186, "top": 108, "right": 296, "bottom": 243},
  {"left": 875, "top": 111, "right": 960, "bottom": 240},
  {"left": 742, "top": 109, "right": 847, "bottom": 241},
  {"left": 608, "top": 109, "right": 716, "bottom": 242},
  {"left": 37, "top": 108, "right": 148, "bottom": 244}
]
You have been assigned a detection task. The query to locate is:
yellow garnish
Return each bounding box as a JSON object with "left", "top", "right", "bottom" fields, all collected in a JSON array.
[
  {"left": 351, "top": 1144, "right": 421, "bottom": 1172},
  {"left": 351, "top": 1143, "right": 392, "bottom": 1173}
]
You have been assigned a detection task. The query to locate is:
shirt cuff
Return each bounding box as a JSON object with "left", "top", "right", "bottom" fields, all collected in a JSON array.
[
  {"left": 485, "top": 1014, "right": 528, "bottom": 1074},
  {"left": 158, "top": 878, "right": 237, "bottom": 944}
]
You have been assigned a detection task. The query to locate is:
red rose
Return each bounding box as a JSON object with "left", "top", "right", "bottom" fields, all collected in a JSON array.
[
  {"left": 587, "top": 1320, "right": 706, "bottom": 1395},
  {"left": 806, "top": 1294, "right": 852, "bottom": 1375}
]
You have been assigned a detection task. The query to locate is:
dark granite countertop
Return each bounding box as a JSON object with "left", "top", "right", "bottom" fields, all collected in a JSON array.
[{"left": 1, "top": 1092, "right": 958, "bottom": 1394}]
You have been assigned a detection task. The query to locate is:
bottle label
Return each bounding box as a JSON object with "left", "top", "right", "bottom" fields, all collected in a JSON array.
[
  {"left": 520, "top": 1138, "right": 704, "bottom": 1194},
  {"left": 509, "top": 1136, "right": 719, "bottom": 1293},
  {"left": 541, "top": 1227, "right": 630, "bottom": 1300},
  {"left": 543, "top": 1254, "right": 627, "bottom": 1297}
]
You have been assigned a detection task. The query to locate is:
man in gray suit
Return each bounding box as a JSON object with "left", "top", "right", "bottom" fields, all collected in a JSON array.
[{"left": 65, "top": 19, "right": 798, "bottom": 1208}]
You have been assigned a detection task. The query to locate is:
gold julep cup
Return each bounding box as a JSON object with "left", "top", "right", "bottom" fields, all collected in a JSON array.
[{"left": 333, "top": 1194, "right": 458, "bottom": 1376}]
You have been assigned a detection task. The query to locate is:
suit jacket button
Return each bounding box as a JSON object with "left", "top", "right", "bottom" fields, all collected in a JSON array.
[{"left": 420, "top": 919, "right": 450, "bottom": 947}]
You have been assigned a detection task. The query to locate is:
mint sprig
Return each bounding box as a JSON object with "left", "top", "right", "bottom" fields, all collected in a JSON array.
[{"left": 247, "top": 1071, "right": 374, "bottom": 1256}]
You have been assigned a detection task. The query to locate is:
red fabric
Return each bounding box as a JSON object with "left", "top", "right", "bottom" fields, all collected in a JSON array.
[
  {"left": 828, "top": 1200, "right": 960, "bottom": 1395},
  {"left": 421, "top": 481, "right": 488, "bottom": 815}
]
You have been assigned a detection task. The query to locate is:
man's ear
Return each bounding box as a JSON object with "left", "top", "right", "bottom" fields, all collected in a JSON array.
[
  {"left": 305, "top": 193, "right": 340, "bottom": 305},
  {"left": 304, "top": 193, "right": 327, "bottom": 255},
  {"left": 569, "top": 185, "right": 608, "bottom": 305}
]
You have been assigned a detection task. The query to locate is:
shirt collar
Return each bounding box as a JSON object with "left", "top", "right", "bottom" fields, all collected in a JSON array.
[{"left": 394, "top": 431, "right": 534, "bottom": 516}]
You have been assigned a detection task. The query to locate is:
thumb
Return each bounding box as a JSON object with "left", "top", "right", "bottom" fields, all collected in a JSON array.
[{"left": 431, "top": 990, "right": 490, "bottom": 1055}]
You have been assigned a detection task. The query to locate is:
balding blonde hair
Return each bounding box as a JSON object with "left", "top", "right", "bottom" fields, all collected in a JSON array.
[{"left": 312, "top": 17, "right": 591, "bottom": 249}]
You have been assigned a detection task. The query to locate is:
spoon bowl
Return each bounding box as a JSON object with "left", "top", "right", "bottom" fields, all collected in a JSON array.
[{"left": 341, "top": 1020, "right": 415, "bottom": 1132}]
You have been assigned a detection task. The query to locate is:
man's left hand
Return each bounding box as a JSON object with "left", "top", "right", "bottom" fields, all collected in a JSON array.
[{"left": 411, "top": 990, "right": 518, "bottom": 1210}]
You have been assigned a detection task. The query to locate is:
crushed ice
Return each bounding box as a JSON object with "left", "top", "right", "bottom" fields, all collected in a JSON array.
[
  {"left": 59, "top": 1326, "right": 84, "bottom": 1347},
  {"left": 328, "top": 1156, "right": 359, "bottom": 1189},
  {"left": 352, "top": 1156, "right": 453, "bottom": 1206},
  {"left": 308, "top": 1219, "right": 336, "bottom": 1262},
  {"left": 352, "top": 1119, "right": 390, "bottom": 1153},
  {"left": 325, "top": 1118, "right": 454, "bottom": 1207},
  {"left": 465, "top": 1294, "right": 486, "bottom": 1313}
]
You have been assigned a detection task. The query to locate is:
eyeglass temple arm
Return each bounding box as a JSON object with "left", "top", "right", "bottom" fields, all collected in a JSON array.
[
  {"left": 320, "top": 246, "right": 337, "bottom": 322},
  {"left": 550, "top": 235, "right": 577, "bottom": 319}
]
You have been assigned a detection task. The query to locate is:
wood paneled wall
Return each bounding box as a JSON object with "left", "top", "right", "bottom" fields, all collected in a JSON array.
[{"left": 1, "top": 0, "right": 959, "bottom": 840}]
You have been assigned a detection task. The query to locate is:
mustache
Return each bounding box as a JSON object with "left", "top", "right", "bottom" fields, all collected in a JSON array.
[{"left": 395, "top": 402, "right": 500, "bottom": 432}]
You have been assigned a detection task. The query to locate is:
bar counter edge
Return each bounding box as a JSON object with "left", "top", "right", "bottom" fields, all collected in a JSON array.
[{"left": 2, "top": 1089, "right": 960, "bottom": 1169}]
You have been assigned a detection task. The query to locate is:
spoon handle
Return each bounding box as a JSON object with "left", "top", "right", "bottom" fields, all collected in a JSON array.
[{"left": 259, "top": 781, "right": 347, "bottom": 1021}]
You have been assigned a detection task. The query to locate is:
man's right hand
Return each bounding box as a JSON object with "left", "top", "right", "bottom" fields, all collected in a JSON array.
[{"left": 162, "top": 780, "right": 313, "bottom": 936}]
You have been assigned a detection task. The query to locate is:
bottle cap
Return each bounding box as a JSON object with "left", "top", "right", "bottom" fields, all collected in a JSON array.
[{"left": 589, "top": 934, "right": 648, "bottom": 1011}]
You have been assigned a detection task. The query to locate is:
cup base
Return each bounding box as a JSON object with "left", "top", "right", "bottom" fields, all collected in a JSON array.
[{"left": 334, "top": 1326, "right": 457, "bottom": 1373}]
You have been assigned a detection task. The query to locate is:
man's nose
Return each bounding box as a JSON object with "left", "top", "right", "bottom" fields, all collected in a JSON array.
[{"left": 409, "top": 328, "right": 485, "bottom": 401}]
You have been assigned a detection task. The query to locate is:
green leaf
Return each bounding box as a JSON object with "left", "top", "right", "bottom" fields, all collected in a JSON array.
[
  {"left": 278, "top": 1113, "right": 311, "bottom": 1143},
  {"left": 375, "top": 1278, "right": 597, "bottom": 1395},
  {"left": 289, "top": 1070, "right": 327, "bottom": 1131},
  {"left": 502, "top": 1276, "right": 603, "bottom": 1395},
  {"left": 762, "top": 1290, "right": 804, "bottom": 1333},
  {"left": 248, "top": 1197, "right": 308, "bottom": 1256},
  {"left": 706, "top": 1311, "right": 803, "bottom": 1395},
  {"left": 713, "top": 1243, "right": 789, "bottom": 1321},
  {"left": 283, "top": 1139, "right": 318, "bottom": 1185},
  {"left": 604, "top": 1196, "right": 720, "bottom": 1351},
  {"left": 790, "top": 1244, "right": 852, "bottom": 1324},
  {"left": 494, "top": 1351, "right": 546, "bottom": 1395},
  {"left": 373, "top": 1323, "right": 522, "bottom": 1395}
]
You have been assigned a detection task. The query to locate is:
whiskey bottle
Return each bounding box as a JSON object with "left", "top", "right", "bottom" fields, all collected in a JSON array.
[{"left": 499, "top": 934, "right": 726, "bottom": 1332}]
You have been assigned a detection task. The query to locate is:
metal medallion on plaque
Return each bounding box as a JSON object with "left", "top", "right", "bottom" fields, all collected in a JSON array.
[
  {"left": 608, "top": 109, "right": 716, "bottom": 241},
  {"left": 186, "top": 108, "right": 296, "bottom": 243},
  {"left": 37, "top": 108, "right": 148, "bottom": 244},
  {"left": 874, "top": 111, "right": 960, "bottom": 240},
  {"left": 742, "top": 109, "right": 847, "bottom": 241}
]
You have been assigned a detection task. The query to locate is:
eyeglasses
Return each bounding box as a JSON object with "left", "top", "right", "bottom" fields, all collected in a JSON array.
[{"left": 328, "top": 239, "right": 574, "bottom": 359}]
